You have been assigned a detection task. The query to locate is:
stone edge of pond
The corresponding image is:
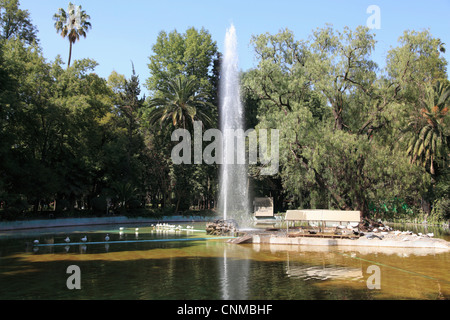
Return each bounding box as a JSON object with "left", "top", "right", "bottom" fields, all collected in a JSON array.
[
  {"left": 252, "top": 234, "right": 450, "bottom": 251},
  {"left": 0, "top": 215, "right": 216, "bottom": 231}
]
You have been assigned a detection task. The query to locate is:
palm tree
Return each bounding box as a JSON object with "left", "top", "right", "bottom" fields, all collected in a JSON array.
[
  {"left": 111, "top": 181, "right": 137, "bottom": 210},
  {"left": 147, "top": 76, "right": 214, "bottom": 129},
  {"left": 407, "top": 80, "right": 449, "bottom": 175},
  {"left": 53, "top": 3, "right": 91, "bottom": 68}
]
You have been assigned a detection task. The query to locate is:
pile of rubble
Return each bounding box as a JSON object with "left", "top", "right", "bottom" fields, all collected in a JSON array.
[
  {"left": 356, "top": 218, "right": 439, "bottom": 241},
  {"left": 362, "top": 228, "right": 437, "bottom": 240},
  {"left": 206, "top": 219, "right": 239, "bottom": 236},
  {"left": 358, "top": 218, "right": 389, "bottom": 232}
]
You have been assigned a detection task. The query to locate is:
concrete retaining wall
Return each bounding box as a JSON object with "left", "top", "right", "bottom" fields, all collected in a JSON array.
[
  {"left": 252, "top": 235, "right": 450, "bottom": 250},
  {"left": 0, "top": 215, "right": 214, "bottom": 231}
]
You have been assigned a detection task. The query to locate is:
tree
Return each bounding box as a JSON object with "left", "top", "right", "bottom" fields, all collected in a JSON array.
[
  {"left": 111, "top": 181, "right": 137, "bottom": 211},
  {"left": 143, "top": 27, "right": 220, "bottom": 213},
  {"left": 146, "top": 75, "right": 214, "bottom": 129},
  {"left": 0, "top": 0, "right": 38, "bottom": 45},
  {"left": 107, "top": 70, "right": 126, "bottom": 95},
  {"left": 50, "top": 57, "right": 116, "bottom": 209},
  {"left": 53, "top": 2, "right": 91, "bottom": 68},
  {"left": 244, "top": 26, "right": 428, "bottom": 218},
  {"left": 108, "top": 64, "right": 146, "bottom": 186},
  {"left": 144, "top": 26, "right": 220, "bottom": 211},
  {"left": 146, "top": 27, "right": 218, "bottom": 99},
  {"left": 407, "top": 81, "right": 449, "bottom": 176},
  {"left": 386, "top": 30, "right": 447, "bottom": 92},
  {"left": 385, "top": 30, "right": 449, "bottom": 215},
  {"left": 307, "top": 25, "right": 379, "bottom": 132}
]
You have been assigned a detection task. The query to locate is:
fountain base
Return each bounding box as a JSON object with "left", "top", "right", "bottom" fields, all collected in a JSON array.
[{"left": 206, "top": 219, "right": 239, "bottom": 236}]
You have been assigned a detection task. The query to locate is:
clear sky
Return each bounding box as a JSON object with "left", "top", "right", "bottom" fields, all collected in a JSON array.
[{"left": 19, "top": 0, "right": 450, "bottom": 96}]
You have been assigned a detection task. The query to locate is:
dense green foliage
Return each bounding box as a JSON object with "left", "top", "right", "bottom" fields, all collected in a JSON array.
[
  {"left": 0, "top": 0, "right": 37, "bottom": 45},
  {"left": 0, "top": 1, "right": 448, "bottom": 222},
  {"left": 243, "top": 27, "right": 449, "bottom": 221}
]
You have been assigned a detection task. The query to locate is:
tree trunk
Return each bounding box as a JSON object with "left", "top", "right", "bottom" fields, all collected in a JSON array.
[
  {"left": 355, "top": 196, "right": 368, "bottom": 221},
  {"left": 68, "top": 41, "right": 73, "bottom": 68},
  {"left": 291, "top": 144, "right": 351, "bottom": 211},
  {"left": 175, "top": 197, "right": 181, "bottom": 213},
  {"left": 421, "top": 197, "right": 431, "bottom": 222},
  {"left": 332, "top": 104, "right": 344, "bottom": 131}
]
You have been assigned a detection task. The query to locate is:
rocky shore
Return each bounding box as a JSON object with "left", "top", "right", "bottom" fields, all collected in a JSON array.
[{"left": 229, "top": 221, "right": 450, "bottom": 250}]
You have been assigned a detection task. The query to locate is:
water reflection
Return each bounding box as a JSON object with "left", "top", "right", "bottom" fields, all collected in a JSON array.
[
  {"left": 258, "top": 242, "right": 450, "bottom": 257},
  {"left": 286, "top": 264, "right": 363, "bottom": 281},
  {"left": 285, "top": 251, "right": 363, "bottom": 281},
  {"left": 220, "top": 246, "right": 251, "bottom": 300}
]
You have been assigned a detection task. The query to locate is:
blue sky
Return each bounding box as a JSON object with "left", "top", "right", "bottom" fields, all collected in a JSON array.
[{"left": 20, "top": 0, "right": 450, "bottom": 96}]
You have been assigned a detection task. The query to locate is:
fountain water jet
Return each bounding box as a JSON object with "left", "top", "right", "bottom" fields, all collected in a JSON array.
[{"left": 218, "top": 24, "right": 251, "bottom": 227}]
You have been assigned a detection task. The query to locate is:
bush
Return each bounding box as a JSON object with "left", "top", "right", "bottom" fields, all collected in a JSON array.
[
  {"left": 91, "top": 196, "right": 107, "bottom": 214},
  {"left": 0, "top": 207, "right": 21, "bottom": 221},
  {"left": 429, "top": 197, "right": 450, "bottom": 223},
  {"left": 55, "top": 199, "right": 70, "bottom": 212},
  {"left": 0, "top": 194, "right": 29, "bottom": 220},
  {"left": 128, "top": 199, "right": 142, "bottom": 210}
]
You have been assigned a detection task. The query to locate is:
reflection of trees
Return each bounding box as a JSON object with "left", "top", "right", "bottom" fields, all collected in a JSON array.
[{"left": 2, "top": 238, "right": 447, "bottom": 299}]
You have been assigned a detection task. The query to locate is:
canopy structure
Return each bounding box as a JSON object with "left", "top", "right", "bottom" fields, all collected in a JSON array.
[{"left": 285, "top": 209, "right": 361, "bottom": 233}]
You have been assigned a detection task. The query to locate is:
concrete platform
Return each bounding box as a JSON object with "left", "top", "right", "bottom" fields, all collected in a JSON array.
[{"left": 252, "top": 234, "right": 450, "bottom": 251}]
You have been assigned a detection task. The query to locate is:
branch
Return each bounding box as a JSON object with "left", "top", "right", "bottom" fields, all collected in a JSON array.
[{"left": 289, "top": 142, "right": 352, "bottom": 210}]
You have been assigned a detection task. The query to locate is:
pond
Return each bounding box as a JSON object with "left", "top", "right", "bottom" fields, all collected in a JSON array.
[{"left": 0, "top": 222, "right": 449, "bottom": 300}]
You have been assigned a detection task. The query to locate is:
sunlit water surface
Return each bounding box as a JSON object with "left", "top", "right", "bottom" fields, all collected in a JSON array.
[{"left": 0, "top": 222, "right": 449, "bottom": 300}]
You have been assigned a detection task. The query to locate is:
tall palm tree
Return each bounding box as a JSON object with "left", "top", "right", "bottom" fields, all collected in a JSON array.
[
  {"left": 53, "top": 3, "right": 91, "bottom": 68},
  {"left": 147, "top": 76, "right": 214, "bottom": 129},
  {"left": 407, "top": 80, "right": 449, "bottom": 175}
]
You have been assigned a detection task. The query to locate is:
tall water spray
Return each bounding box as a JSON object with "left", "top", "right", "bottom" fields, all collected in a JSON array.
[{"left": 218, "top": 24, "right": 250, "bottom": 226}]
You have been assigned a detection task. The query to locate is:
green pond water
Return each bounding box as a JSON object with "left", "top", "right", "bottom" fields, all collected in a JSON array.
[{"left": 0, "top": 222, "right": 449, "bottom": 300}]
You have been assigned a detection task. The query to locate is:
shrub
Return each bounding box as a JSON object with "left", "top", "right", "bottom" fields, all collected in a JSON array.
[
  {"left": 429, "top": 197, "right": 450, "bottom": 223},
  {"left": 91, "top": 196, "right": 107, "bottom": 214}
]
